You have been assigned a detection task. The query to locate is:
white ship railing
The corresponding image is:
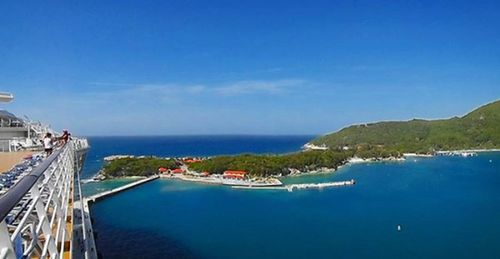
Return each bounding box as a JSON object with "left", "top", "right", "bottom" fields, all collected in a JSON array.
[{"left": 0, "top": 138, "right": 89, "bottom": 259}]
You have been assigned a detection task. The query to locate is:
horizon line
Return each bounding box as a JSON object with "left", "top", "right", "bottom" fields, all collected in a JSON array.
[{"left": 79, "top": 134, "right": 319, "bottom": 138}]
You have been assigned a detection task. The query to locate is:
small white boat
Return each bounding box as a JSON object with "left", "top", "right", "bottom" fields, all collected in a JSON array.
[{"left": 460, "top": 152, "right": 477, "bottom": 157}]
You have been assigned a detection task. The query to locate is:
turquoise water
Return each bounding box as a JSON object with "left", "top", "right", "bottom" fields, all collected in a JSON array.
[
  {"left": 91, "top": 153, "right": 500, "bottom": 258},
  {"left": 82, "top": 178, "right": 138, "bottom": 197}
]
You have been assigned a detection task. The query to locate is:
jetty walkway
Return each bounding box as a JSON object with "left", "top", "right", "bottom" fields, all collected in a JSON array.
[
  {"left": 72, "top": 175, "right": 159, "bottom": 259},
  {"left": 233, "top": 179, "right": 356, "bottom": 191},
  {"left": 87, "top": 175, "right": 159, "bottom": 203}
]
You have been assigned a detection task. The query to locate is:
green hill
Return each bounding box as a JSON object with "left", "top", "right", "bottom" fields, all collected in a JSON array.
[{"left": 311, "top": 100, "right": 500, "bottom": 153}]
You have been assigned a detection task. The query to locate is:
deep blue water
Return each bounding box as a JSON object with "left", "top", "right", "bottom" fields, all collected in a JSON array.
[{"left": 87, "top": 137, "right": 500, "bottom": 258}]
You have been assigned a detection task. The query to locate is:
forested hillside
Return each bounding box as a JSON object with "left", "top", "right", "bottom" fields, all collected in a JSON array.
[{"left": 311, "top": 100, "right": 500, "bottom": 153}]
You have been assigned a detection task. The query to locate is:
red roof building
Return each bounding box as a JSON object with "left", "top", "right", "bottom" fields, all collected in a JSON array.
[
  {"left": 171, "top": 168, "right": 184, "bottom": 174},
  {"left": 158, "top": 167, "right": 168, "bottom": 173},
  {"left": 223, "top": 170, "right": 246, "bottom": 179},
  {"left": 184, "top": 159, "right": 198, "bottom": 163}
]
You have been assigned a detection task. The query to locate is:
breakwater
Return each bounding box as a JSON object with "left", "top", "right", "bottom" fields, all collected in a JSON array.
[
  {"left": 232, "top": 179, "right": 356, "bottom": 191},
  {"left": 73, "top": 175, "right": 159, "bottom": 259},
  {"left": 87, "top": 175, "right": 159, "bottom": 203}
]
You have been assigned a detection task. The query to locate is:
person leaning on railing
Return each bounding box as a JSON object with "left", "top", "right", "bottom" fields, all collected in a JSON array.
[
  {"left": 57, "top": 129, "right": 71, "bottom": 146},
  {"left": 43, "top": 132, "right": 54, "bottom": 156}
]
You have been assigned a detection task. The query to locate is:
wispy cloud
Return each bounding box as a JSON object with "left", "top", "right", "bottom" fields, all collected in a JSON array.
[
  {"left": 186, "top": 85, "right": 206, "bottom": 94},
  {"left": 87, "top": 79, "right": 306, "bottom": 97},
  {"left": 88, "top": 82, "right": 141, "bottom": 87},
  {"left": 214, "top": 79, "right": 304, "bottom": 96}
]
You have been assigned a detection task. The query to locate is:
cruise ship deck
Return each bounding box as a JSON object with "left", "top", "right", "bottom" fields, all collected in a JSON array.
[
  {"left": 0, "top": 139, "right": 90, "bottom": 259},
  {"left": 0, "top": 93, "right": 93, "bottom": 258}
]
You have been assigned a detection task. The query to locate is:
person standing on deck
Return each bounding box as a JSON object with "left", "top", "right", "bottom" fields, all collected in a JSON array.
[{"left": 43, "top": 133, "right": 54, "bottom": 156}]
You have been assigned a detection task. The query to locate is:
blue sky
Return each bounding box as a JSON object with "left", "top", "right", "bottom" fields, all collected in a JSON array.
[{"left": 1, "top": 1, "right": 499, "bottom": 135}]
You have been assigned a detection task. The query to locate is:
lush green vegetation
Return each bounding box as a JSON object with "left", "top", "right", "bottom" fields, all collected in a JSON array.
[
  {"left": 102, "top": 151, "right": 356, "bottom": 177},
  {"left": 311, "top": 100, "right": 500, "bottom": 153},
  {"left": 102, "top": 157, "right": 178, "bottom": 177},
  {"left": 188, "top": 150, "right": 353, "bottom": 176}
]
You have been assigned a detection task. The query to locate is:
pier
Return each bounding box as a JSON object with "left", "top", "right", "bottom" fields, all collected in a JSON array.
[
  {"left": 86, "top": 175, "right": 159, "bottom": 203},
  {"left": 71, "top": 175, "right": 160, "bottom": 259},
  {"left": 233, "top": 179, "right": 356, "bottom": 191}
]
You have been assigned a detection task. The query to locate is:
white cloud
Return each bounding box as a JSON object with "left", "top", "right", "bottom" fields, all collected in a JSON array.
[
  {"left": 87, "top": 79, "right": 306, "bottom": 97},
  {"left": 186, "top": 85, "right": 206, "bottom": 94},
  {"left": 214, "top": 79, "right": 304, "bottom": 96}
]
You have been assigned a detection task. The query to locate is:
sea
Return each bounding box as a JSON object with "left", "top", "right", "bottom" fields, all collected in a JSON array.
[{"left": 83, "top": 136, "right": 500, "bottom": 259}]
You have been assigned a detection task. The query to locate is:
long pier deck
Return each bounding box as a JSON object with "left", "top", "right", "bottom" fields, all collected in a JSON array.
[
  {"left": 232, "top": 179, "right": 356, "bottom": 191},
  {"left": 72, "top": 175, "right": 160, "bottom": 259},
  {"left": 87, "top": 175, "right": 159, "bottom": 203}
]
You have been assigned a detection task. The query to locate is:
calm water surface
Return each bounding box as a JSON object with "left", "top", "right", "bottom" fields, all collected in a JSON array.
[{"left": 86, "top": 137, "right": 500, "bottom": 258}]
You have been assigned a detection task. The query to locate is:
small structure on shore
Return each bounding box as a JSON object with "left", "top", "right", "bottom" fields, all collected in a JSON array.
[
  {"left": 302, "top": 143, "right": 329, "bottom": 151},
  {"left": 170, "top": 168, "right": 184, "bottom": 174},
  {"left": 223, "top": 170, "right": 246, "bottom": 179}
]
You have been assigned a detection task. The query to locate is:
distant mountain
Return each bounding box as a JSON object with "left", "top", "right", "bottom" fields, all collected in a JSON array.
[{"left": 311, "top": 100, "right": 500, "bottom": 153}]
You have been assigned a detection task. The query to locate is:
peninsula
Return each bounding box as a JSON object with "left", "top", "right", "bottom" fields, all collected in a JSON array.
[{"left": 99, "top": 100, "right": 500, "bottom": 179}]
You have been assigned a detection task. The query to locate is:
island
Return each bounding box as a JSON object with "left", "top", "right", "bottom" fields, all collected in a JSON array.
[{"left": 97, "top": 100, "right": 499, "bottom": 185}]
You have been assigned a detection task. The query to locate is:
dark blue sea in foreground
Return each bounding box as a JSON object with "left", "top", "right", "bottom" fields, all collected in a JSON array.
[{"left": 86, "top": 137, "right": 500, "bottom": 258}]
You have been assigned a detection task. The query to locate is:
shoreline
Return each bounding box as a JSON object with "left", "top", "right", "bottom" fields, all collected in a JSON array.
[
  {"left": 85, "top": 149, "right": 499, "bottom": 188},
  {"left": 88, "top": 154, "right": 407, "bottom": 181},
  {"left": 440, "top": 148, "right": 500, "bottom": 153},
  {"left": 88, "top": 156, "right": 407, "bottom": 186}
]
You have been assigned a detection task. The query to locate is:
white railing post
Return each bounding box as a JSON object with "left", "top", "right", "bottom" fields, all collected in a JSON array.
[
  {"left": 31, "top": 185, "right": 59, "bottom": 258},
  {"left": 0, "top": 138, "right": 89, "bottom": 259},
  {"left": 0, "top": 220, "right": 15, "bottom": 259}
]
